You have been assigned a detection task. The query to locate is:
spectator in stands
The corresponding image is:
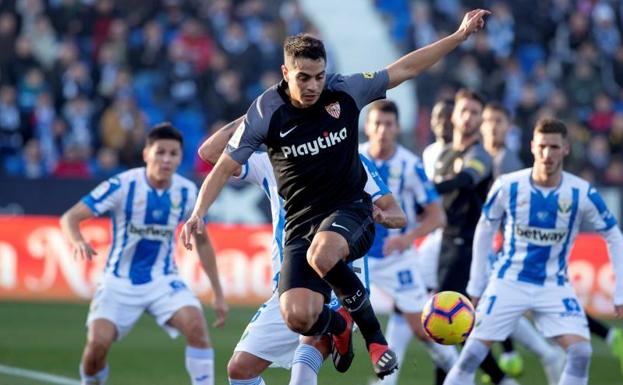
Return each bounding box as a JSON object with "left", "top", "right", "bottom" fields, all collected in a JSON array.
[{"left": 52, "top": 139, "right": 92, "bottom": 178}]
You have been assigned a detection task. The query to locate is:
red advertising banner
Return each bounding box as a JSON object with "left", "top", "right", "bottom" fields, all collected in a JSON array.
[{"left": 0, "top": 216, "right": 617, "bottom": 316}]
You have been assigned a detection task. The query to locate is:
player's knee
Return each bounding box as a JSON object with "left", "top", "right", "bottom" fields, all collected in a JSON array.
[
  {"left": 85, "top": 334, "right": 113, "bottom": 358},
  {"left": 283, "top": 307, "right": 319, "bottom": 334},
  {"left": 565, "top": 341, "right": 592, "bottom": 377},
  {"left": 183, "top": 319, "right": 210, "bottom": 347},
  {"left": 227, "top": 353, "right": 256, "bottom": 379}
]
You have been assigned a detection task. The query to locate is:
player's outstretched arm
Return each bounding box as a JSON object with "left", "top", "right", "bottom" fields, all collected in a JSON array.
[
  {"left": 193, "top": 230, "right": 229, "bottom": 327},
  {"left": 373, "top": 193, "right": 407, "bottom": 229},
  {"left": 60, "top": 202, "right": 98, "bottom": 260},
  {"left": 198, "top": 115, "right": 245, "bottom": 166},
  {"left": 181, "top": 154, "right": 242, "bottom": 249},
  {"left": 602, "top": 227, "right": 623, "bottom": 318},
  {"left": 385, "top": 9, "right": 490, "bottom": 89}
]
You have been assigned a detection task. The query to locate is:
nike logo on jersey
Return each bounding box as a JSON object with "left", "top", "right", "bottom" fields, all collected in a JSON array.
[
  {"left": 331, "top": 222, "right": 349, "bottom": 232},
  {"left": 194, "top": 375, "right": 210, "bottom": 382},
  {"left": 279, "top": 125, "right": 299, "bottom": 137}
]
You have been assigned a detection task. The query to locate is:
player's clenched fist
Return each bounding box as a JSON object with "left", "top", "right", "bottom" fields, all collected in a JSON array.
[
  {"left": 180, "top": 213, "right": 204, "bottom": 250},
  {"left": 456, "top": 9, "right": 491, "bottom": 41}
]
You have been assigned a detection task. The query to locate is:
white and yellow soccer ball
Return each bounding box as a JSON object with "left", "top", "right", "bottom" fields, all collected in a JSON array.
[{"left": 421, "top": 291, "right": 476, "bottom": 345}]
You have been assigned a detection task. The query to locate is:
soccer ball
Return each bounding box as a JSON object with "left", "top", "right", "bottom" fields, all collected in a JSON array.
[{"left": 421, "top": 291, "right": 475, "bottom": 345}]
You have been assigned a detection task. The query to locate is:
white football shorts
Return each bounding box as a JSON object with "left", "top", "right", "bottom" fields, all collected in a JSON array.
[
  {"left": 471, "top": 278, "right": 590, "bottom": 341},
  {"left": 367, "top": 248, "right": 429, "bottom": 313},
  {"left": 414, "top": 229, "right": 442, "bottom": 291},
  {"left": 87, "top": 274, "right": 202, "bottom": 340}
]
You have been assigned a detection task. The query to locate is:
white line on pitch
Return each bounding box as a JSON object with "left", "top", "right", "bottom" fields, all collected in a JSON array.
[{"left": 0, "top": 364, "right": 80, "bottom": 385}]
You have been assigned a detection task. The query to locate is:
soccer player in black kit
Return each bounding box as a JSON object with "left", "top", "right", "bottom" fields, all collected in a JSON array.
[{"left": 181, "top": 9, "right": 490, "bottom": 379}]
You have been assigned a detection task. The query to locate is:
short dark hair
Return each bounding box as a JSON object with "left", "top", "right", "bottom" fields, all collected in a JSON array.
[
  {"left": 455, "top": 88, "right": 485, "bottom": 107},
  {"left": 534, "top": 118, "right": 567, "bottom": 138},
  {"left": 147, "top": 122, "right": 183, "bottom": 146},
  {"left": 368, "top": 99, "right": 399, "bottom": 121},
  {"left": 484, "top": 101, "right": 510, "bottom": 119},
  {"left": 283, "top": 34, "right": 326, "bottom": 64}
]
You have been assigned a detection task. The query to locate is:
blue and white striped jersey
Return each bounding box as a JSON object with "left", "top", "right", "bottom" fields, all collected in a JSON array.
[
  {"left": 469, "top": 168, "right": 623, "bottom": 302},
  {"left": 239, "top": 151, "right": 390, "bottom": 290},
  {"left": 82, "top": 167, "right": 197, "bottom": 285},
  {"left": 359, "top": 143, "right": 440, "bottom": 259}
]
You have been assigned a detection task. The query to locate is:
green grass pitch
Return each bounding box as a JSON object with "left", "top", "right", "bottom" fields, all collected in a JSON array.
[{"left": 1, "top": 301, "right": 621, "bottom": 384}]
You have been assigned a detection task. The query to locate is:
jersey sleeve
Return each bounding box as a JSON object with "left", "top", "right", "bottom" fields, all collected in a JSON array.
[
  {"left": 581, "top": 185, "right": 618, "bottom": 232},
  {"left": 359, "top": 154, "right": 390, "bottom": 202},
  {"left": 481, "top": 178, "right": 506, "bottom": 221},
  {"left": 225, "top": 94, "right": 273, "bottom": 164},
  {"left": 326, "top": 71, "right": 389, "bottom": 110},
  {"left": 463, "top": 146, "right": 493, "bottom": 185},
  {"left": 237, "top": 152, "right": 272, "bottom": 187},
  {"left": 81, "top": 176, "right": 123, "bottom": 216},
  {"left": 411, "top": 158, "right": 439, "bottom": 206}
]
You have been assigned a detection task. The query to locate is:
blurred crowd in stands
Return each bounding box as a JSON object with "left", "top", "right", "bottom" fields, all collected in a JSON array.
[
  {"left": 1, "top": 0, "right": 621, "bottom": 188},
  {"left": 376, "top": 0, "right": 623, "bottom": 186},
  {"left": 0, "top": 0, "right": 312, "bottom": 178}
]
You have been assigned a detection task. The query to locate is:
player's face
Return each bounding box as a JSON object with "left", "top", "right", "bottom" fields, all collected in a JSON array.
[
  {"left": 365, "top": 109, "right": 400, "bottom": 151},
  {"left": 282, "top": 57, "right": 326, "bottom": 108},
  {"left": 481, "top": 108, "right": 509, "bottom": 148},
  {"left": 531, "top": 132, "right": 569, "bottom": 176},
  {"left": 452, "top": 97, "right": 483, "bottom": 137},
  {"left": 143, "top": 139, "right": 182, "bottom": 182},
  {"left": 430, "top": 104, "right": 453, "bottom": 143}
]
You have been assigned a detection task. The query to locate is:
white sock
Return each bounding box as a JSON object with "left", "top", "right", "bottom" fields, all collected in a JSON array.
[
  {"left": 79, "top": 365, "right": 108, "bottom": 385},
  {"left": 443, "top": 339, "right": 489, "bottom": 385},
  {"left": 289, "top": 344, "right": 323, "bottom": 385},
  {"left": 606, "top": 328, "right": 616, "bottom": 345},
  {"left": 374, "top": 313, "right": 413, "bottom": 385},
  {"left": 512, "top": 317, "right": 557, "bottom": 362},
  {"left": 559, "top": 342, "right": 592, "bottom": 385},
  {"left": 424, "top": 340, "right": 459, "bottom": 372},
  {"left": 185, "top": 346, "right": 214, "bottom": 385},
  {"left": 229, "top": 377, "right": 266, "bottom": 385}
]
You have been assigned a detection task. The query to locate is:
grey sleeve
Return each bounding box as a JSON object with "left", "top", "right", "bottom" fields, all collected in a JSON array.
[
  {"left": 225, "top": 91, "right": 280, "bottom": 164},
  {"left": 462, "top": 146, "right": 493, "bottom": 185},
  {"left": 326, "top": 70, "right": 389, "bottom": 109},
  {"left": 499, "top": 151, "right": 524, "bottom": 175}
]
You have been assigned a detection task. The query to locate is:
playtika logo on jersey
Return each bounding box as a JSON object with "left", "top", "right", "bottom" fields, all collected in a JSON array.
[{"left": 281, "top": 127, "right": 347, "bottom": 158}]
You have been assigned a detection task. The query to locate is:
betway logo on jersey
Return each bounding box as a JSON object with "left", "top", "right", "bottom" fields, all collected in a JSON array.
[
  {"left": 128, "top": 223, "right": 174, "bottom": 241},
  {"left": 281, "top": 127, "right": 347, "bottom": 158},
  {"left": 515, "top": 225, "right": 567, "bottom": 246}
]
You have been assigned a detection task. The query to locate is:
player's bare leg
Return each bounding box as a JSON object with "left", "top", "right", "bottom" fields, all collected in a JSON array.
[
  {"left": 168, "top": 306, "right": 215, "bottom": 385},
  {"left": 555, "top": 334, "right": 592, "bottom": 385},
  {"left": 80, "top": 319, "right": 116, "bottom": 385},
  {"left": 307, "top": 231, "right": 397, "bottom": 378},
  {"left": 227, "top": 352, "right": 270, "bottom": 385}
]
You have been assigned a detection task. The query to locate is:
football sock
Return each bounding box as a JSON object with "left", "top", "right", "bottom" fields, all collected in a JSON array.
[
  {"left": 289, "top": 344, "right": 323, "bottom": 385},
  {"left": 324, "top": 260, "right": 386, "bottom": 347},
  {"left": 479, "top": 352, "right": 506, "bottom": 384},
  {"left": 425, "top": 341, "right": 459, "bottom": 372},
  {"left": 586, "top": 314, "right": 609, "bottom": 339},
  {"left": 502, "top": 338, "right": 515, "bottom": 353},
  {"left": 435, "top": 366, "right": 447, "bottom": 385},
  {"left": 185, "top": 346, "right": 214, "bottom": 385},
  {"left": 300, "top": 305, "right": 346, "bottom": 336},
  {"left": 376, "top": 313, "right": 412, "bottom": 385},
  {"left": 229, "top": 378, "right": 266, "bottom": 385},
  {"left": 80, "top": 364, "right": 108, "bottom": 385},
  {"left": 511, "top": 317, "right": 557, "bottom": 362},
  {"left": 443, "top": 339, "right": 489, "bottom": 385},
  {"left": 559, "top": 342, "right": 592, "bottom": 385}
]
